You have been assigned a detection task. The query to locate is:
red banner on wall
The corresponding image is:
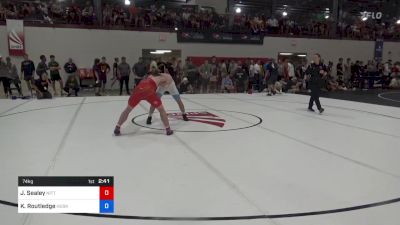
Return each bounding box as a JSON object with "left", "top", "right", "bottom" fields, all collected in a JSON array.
[{"left": 6, "top": 19, "right": 25, "bottom": 56}]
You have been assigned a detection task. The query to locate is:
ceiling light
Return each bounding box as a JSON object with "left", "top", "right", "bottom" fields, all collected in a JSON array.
[
  {"left": 235, "top": 7, "right": 241, "bottom": 14},
  {"left": 280, "top": 53, "right": 293, "bottom": 56},
  {"left": 124, "top": 0, "right": 131, "bottom": 6},
  {"left": 155, "top": 50, "right": 172, "bottom": 53},
  {"left": 150, "top": 52, "right": 164, "bottom": 55},
  {"left": 282, "top": 11, "right": 288, "bottom": 17}
]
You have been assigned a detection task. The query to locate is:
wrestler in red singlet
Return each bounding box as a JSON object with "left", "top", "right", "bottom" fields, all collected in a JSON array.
[{"left": 114, "top": 66, "right": 173, "bottom": 136}]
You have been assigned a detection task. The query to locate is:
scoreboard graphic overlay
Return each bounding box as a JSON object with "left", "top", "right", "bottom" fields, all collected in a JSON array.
[{"left": 18, "top": 176, "right": 114, "bottom": 213}]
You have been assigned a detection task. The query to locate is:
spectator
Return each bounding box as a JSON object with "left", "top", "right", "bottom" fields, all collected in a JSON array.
[
  {"left": 20, "top": 54, "right": 35, "bottom": 95},
  {"left": 63, "top": 74, "right": 80, "bottom": 97},
  {"left": 344, "top": 58, "right": 352, "bottom": 85},
  {"left": 64, "top": 58, "right": 78, "bottom": 76},
  {"left": 0, "top": 3, "right": 6, "bottom": 20},
  {"left": 233, "top": 61, "right": 247, "bottom": 93},
  {"left": 337, "top": 58, "right": 344, "bottom": 82},
  {"left": 288, "top": 60, "right": 296, "bottom": 79},
  {"left": 38, "top": 2, "right": 52, "bottom": 24},
  {"left": 32, "top": 72, "right": 52, "bottom": 99},
  {"left": 209, "top": 58, "right": 219, "bottom": 93},
  {"left": 179, "top": 77, "right": 193, "bottom": 94},
  {"left": 0, "top": 55, "right": 11, "bottom": 97},
  {"left": 389, "top": 62, "right": 400, "bottom": 88},
  {"left": 383, "top": 59, "right": 393, "bottom": 88},
  {"left": 97, "top": 56, "right": 110, "bottom": 95},
  {"left": 63, "top": 58, "right": 78, "bottom": 95},
  {"left": 48, "top": 55, "right": 64, "bottom": 96},
  {"left": 118, "top": 56, "right": 131, "bottom": 95},
  {"left": 265, "top": 58, "right": 279, "bottom": 96},
  {"left": 132, "top": 57, "right": 147, "bottom": 86},
  {"left": 113, "top": 57, "right": 119, "bottom": 81},
  {"left": 82, "top": 1, "right": 94, "bottom": 25},
  {"left": 36, "top": 55, "right": 48, "bottom": 77},
  {"left": 183, "top": 58, "right": 198, "bottom": 92},
  {"left": 102, "top": 4, "right": 112, "bottom": 26},
  {"left": 6, "top": 57, "right": 22, "bottom": 96},
  {"left": 199, "top": 60, "right": 212, "bottom": 93},
  {"left": 221, "top": 75, "right": 234, "bottom": 93},
  {"left": 253, "top": 60, "right": 262, "bottom": 92},
  {"left": 93, "top": 58, "right": 101, "bottom": 96},
  {"left": 286, "top": 77, "right": 302, "bottom": 93}
]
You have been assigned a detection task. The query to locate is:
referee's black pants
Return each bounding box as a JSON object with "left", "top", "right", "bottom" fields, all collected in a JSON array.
[
  {"left": 308, "top": 87, "right": 322, "bottom": 110},
  {"left": 119, "top": 76, "right": 129, "bottom": 95}
]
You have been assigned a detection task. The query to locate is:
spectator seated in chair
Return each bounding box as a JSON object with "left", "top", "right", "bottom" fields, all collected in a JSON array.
[
  {"left": 64, "top": 74, "right": 80, "bottom": 96},
  {"left": 286, "top": 77, "right": 302, "bottom": 93},
  {"left": 221, "top": 75, "right": 235, "bottom": 93},
  {"left": 326, "top": 74, "right": 340, "bottom": 91},
  {"left": 33, "top": 73, "right": 52, "bottom": 99},
  {"left": 179, "top": 77, "right": 193, "bottom": 94}
]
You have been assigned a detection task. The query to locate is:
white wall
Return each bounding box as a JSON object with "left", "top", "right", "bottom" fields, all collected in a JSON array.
[{"left": 1, "top": 25, "right": 399, "bottom": 89}]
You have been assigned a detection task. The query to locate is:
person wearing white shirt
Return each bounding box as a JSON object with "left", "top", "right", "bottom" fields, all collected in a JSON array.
[
  {"left": 288, "top": 62, "right": 295, "bottom": 78},
  {"left": 253, "top": 60, "right": 263, "bottom": 92}
]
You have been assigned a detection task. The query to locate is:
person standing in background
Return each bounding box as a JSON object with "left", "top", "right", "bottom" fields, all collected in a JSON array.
[
  {"left": 265, "top": 58, "right": 279, "bottom": 96},
  {"left": 64, "top": 58, "right": 78, "bottom": 77},
  {"left": 132, "top": 57, "right": 147, "bottom": 86},
  {"left": 337, "top": 58, "right": 344, "bottom": 82},
  {"left": 63, "top": 58, "right": 79, "bottom": 96},
  {"left": 48, "top": 55, "right": 64, "bottom": 96},
  {"left": 254, "top": 60, "right": 263, "bottom": 92},
  {"left": 6, "top": 57, "right": 22, "bottom": 96},
  {"left": 0, "top": 55, "right": 11, "bottom": 97},
  {"left": 199, "top": 60, "right": 212, "bottom": 93},
  {"left": 174, "top": 59, "right": 183, "bottom": 84},
  {"left": 344, "top": 58, "right": 351, "bottom": 85},
  {"left": 93, "top": 58, "right": 102, "bottom": 96},
  {"left": 36, "top": 55, "right": 48, "bottom": 80},
  {"left": 306, "top": 53, "right": 327, "bottom": 113},
  {"left": 383, "top": 59, "right": 392, "bottom": 88},
  {"left": 118, "top": 56, "right": 131, "bottom": 95},
  {"left": 111, "top": 57, "right": 119, "bottom": 87},
  {"left": 183, "top": 58, "right": 198, "bottom": 93},
  {"left": 20, "top": 54, "right": 35, "bottom": 96},
  {"left": 234, "top": 61, "right": 247, "bottom": 93},
  {"left": 97, "top": 57, "right": 110, "bottom": 95}
]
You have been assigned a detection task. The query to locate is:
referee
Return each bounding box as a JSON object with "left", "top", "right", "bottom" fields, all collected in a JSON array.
[{"left": 306, "top": 53, "right": 327, "bottom": 113}]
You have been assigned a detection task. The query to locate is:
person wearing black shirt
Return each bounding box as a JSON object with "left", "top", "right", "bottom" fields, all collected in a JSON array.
[
  {"left": 111, "top": 57, "right": 119, "bottom": 87},
  {"left": 133, "top": 57, "right": 147, "bottom": 86},
  {"left": 306, "top": 54, "right": 327, "bottom": 113},
  {"left": 234, "top": 61, "right": 247, "bottom": 93},
  {"left": 64, "top": 58, "right": 79, "bottom": 96},
  {"left": 32, "top": 71, "right": 52, "bottom": 99},
  {"left": 20, "top": 54, "right": 35, "bottom": 95},
  {"left": 48, "top": 55, "right": 64, "bottom": 96},
  {"left": 265, "top": 58, "right": 279, "bottom": 96},
  {"left": 36, "top": 55, "right": 48, "bottom": 79},
  {"left": 64, "top": 58, "right": 78, "bottom": 75}
]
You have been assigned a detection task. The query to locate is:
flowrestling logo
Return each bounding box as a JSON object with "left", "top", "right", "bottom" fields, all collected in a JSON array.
[
  {"left": 132, "top": 110, "right": 262, "bottom": 132},
  {"left": 168, "top": 111, "right": 226, "bottom": 128}
]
